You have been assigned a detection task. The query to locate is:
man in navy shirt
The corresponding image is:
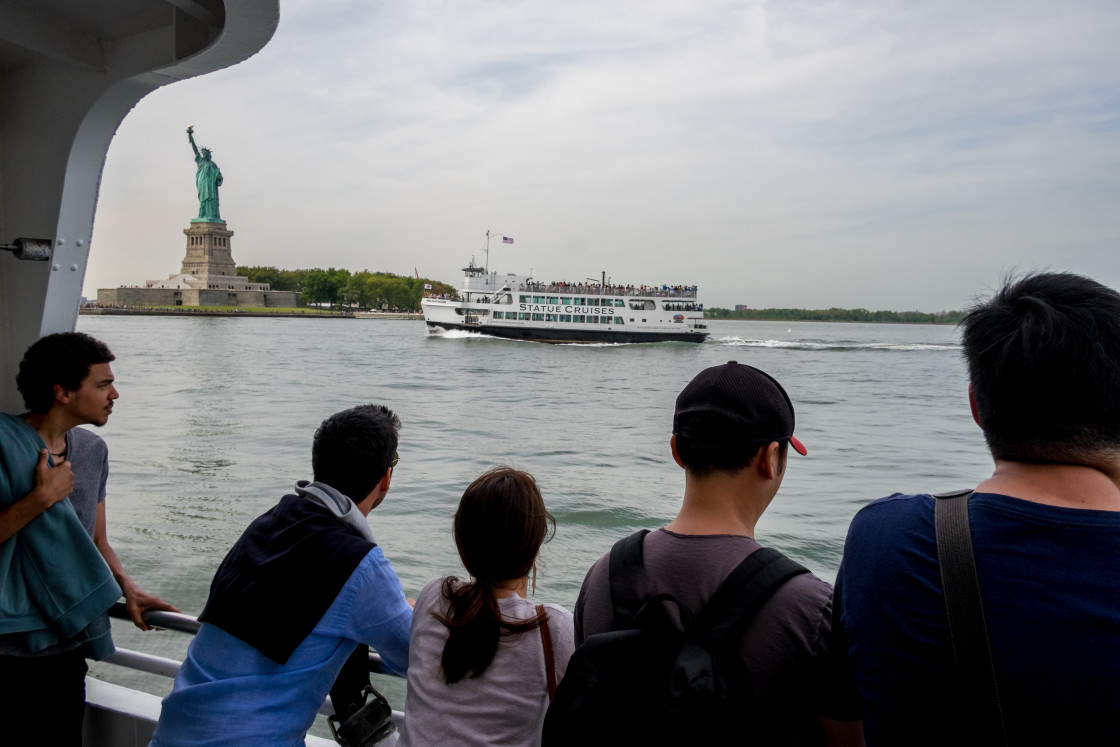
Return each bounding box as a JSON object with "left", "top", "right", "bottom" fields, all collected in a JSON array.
[{"left": 835, "top": 272, "right": 1120, "bottom": 745}]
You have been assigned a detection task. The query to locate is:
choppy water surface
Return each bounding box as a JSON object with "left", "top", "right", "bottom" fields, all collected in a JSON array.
[{"left": 76, "top": 316, "right": 991, "bottom": 716}]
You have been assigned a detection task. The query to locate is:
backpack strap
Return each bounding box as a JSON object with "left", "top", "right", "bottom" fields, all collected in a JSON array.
[
  {"left": 698, "top": 546, "right": 809, "bottom": 643},
  {"left": 609, "top": 530, "right": 651, "bottom": 628},
  {"left": 934, "top": 489, "right": 1007, "bottom": 746}
]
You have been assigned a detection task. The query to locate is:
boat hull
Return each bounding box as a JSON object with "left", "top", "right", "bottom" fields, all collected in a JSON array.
[{"left": 426, "top": 320, "right": 707, "bottom": 344}]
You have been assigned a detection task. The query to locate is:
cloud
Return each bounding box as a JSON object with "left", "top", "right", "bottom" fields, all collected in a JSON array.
[{"left": 87, "top": 0, "right": 1120, "bottom": 311}]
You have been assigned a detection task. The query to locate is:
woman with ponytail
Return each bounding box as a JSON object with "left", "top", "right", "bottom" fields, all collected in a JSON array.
[{"left": 398, "top": 468, "right": 574, "bottom": 746}]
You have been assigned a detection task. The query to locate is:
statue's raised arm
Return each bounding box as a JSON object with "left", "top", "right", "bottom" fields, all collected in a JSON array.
[
  {"left": 186, "top": 126, "right": 224, "bottom": 223},
  {"left": 187, "top": 126, "right": 201, "bottom": 160}
]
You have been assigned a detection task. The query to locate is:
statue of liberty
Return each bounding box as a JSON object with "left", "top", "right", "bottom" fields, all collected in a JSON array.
[{"left": 187, "top": 126, "right": 224, "bottom": 223}]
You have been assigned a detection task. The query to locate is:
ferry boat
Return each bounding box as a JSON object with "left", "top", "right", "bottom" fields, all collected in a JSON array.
[{"left": 422, "top": 260, "right": 709, "bottom": 344}]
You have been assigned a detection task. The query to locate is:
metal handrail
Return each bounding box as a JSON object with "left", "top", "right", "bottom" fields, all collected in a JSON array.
[
  {"left": 518, "top": 284, "right": 699, "bottom": 299},
  {"left": 107, "top": 602, "right": 390, "bottom": 675}
]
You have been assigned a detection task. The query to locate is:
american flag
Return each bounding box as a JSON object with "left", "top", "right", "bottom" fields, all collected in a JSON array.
[{"left": 503, "top": 236, "right": 514, "bottom": 244}]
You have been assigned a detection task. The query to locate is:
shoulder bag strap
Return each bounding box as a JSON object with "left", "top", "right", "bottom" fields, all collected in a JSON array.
[
  {"left": 536, "top": 604, "right": 557, "bottom": 700},
  {"left": 934, "top": 489, "right": 1008, "bottom": 746},
  {"left": 328, "top": 643, "right": 371, "bottom": 722},
  {"left": 698, "top": 546, "right": 809, "bottom": 643},
  {"left": 608, "top": 529, "right": 650, "bottom": 628}
]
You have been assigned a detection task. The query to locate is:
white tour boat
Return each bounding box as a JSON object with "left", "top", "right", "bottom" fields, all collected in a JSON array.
[{"left": 423, "top": 259, "right": 709, "bottom": 344}]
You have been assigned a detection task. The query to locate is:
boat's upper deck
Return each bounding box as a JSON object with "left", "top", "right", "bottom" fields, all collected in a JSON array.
[{"left": 460, "top": 271, "right": 699, "bottom": 299}]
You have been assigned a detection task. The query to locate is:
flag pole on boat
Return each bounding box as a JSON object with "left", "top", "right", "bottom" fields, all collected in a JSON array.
[{"left": 484, "top": 229, "right": 513, "bottom": 279}]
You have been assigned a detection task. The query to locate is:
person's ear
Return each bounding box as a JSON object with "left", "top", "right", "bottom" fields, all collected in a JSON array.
[
  {"left": 969, "top": 383, "right": 983, "bottom": 428},
  {"left": 670, "top": 435, "right": 684, "bottom": 468},
  {"left": 758, "top": 441, "right": 782, "bottom": 481}
]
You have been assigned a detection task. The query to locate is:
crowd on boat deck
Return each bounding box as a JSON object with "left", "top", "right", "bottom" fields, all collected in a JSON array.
[
  {"left": 4, "top": 271, "right": 1120, "bottom": 747},
  {"left": 519, "top": 280, "right": 699, "bottom": 298}
]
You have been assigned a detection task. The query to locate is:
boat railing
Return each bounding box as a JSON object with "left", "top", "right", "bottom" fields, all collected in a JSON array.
[
  {"left": 102, "top": 603, "right": 398, "bottom": 720},
  {"left": 517, "top": 284, "right": 698, "bottom": 299}
]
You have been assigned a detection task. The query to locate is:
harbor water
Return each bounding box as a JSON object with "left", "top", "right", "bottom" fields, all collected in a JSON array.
[{"left": 75, "top": 316, "right": 992, "bottom": 723}]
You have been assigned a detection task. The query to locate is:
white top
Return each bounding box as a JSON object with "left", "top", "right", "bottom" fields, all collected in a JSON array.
[{"left": 398, "top": 577, "right": 575, "bottom": 747}]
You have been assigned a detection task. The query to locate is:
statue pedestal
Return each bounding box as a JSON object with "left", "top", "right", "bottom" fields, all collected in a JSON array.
[{"left": 181, "top": 221, "right": 236, "bottom": 279}]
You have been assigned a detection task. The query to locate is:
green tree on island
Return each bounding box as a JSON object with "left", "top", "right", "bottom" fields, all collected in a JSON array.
[{"left": 237, "top": 266, "right": 456, "bottom": 311}]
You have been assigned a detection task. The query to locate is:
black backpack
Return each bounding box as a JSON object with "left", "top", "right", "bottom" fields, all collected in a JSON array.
[{"left": 542, "top": 530, "right": 809, "bottom": 746}]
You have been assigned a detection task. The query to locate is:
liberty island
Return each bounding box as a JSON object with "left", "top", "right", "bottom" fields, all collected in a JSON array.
[{"left": 96, "top": 127, "right": 297, "bottom": 309}]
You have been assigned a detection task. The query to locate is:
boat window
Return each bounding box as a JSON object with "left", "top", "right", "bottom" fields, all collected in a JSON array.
[
  {"left": 520, "top": 295, "right": 529, "bottom": 303},
  {"left": 532, "top": 313, "right": 545, "bottom": 321},
  {"left": 560, "top": 297, "right": 572, "bottom": 304},
  {"left": 588, "top": 298, "right": 599, "bottom": 306},
  {"left": 533, "top": 296, "right": 545, "bottom": 303},
  {"left": 573, "top": 315, "right": 585, "bottom": 323},
  {"left": 614, "top": 299, "right": 625, "bottom": 307},
  {"left": 629, "top": 299, "right": 654, "bottom": 310},
  {"left": 588, "top": 316, "right": 599, "bottom": 324},
  {"left": 546, "top": 313, "right": 560, "bottom": 322},
  {"left": 519, "top": 312, "right": 530, "bottom": 320},
  {"left": 614, "top": 317, "right": 625, "bottom": 325},
  {"left": 572, "top": 297, "right": 585, "bottom": 305},
  {"left": 548, "top": 297, "right": 559, "bottom": 304},
  {"left": 560, "top": 314, "right": 572, "bottom": 322}
]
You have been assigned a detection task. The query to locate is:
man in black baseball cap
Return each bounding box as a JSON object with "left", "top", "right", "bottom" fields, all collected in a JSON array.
[{"left": 558, "top": 362, "right": 862, "bottom": 745}]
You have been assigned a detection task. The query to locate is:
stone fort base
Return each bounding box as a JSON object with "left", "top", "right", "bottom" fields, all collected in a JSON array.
[{"left": 97, "top": 287, "right": 299, "bottom": 308}]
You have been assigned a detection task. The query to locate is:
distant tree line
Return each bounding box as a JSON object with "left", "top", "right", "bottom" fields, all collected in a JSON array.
[
  {"left": 705, "top": 307, "right": 966, "bottom": 324},
  {"left": 237, "top": 266, "right": 456, "bottom": 310}
]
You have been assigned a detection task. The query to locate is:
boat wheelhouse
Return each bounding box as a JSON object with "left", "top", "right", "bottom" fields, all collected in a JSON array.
[{"left": 422, "top": 260, "right": 709, "bottom": 344}]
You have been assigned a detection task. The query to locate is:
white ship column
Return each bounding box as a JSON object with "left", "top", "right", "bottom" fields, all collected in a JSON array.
[{"left": 0, "top": 0, "right": 279, "bottom": 413}]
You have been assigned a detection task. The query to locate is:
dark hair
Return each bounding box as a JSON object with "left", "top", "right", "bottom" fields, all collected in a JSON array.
[
  {"left": 311, "top": 404, "right": 400, "bottom": 503},
  {"left": 437, "top": 467, "right": 556, "bottom": 684},
  {"left": 675, "top": 437, "right": 788, "bottom": 477},
  {"left": 961, "top": 272, "right": 1120, "bottom": 462},
  {"left": 17, "top": 332, "right": 115, "bottom": 414}
]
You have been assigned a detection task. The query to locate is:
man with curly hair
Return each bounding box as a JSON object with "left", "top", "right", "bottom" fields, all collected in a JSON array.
[{"left": 1, "top": 331, "right": 176, "bottom": 745}]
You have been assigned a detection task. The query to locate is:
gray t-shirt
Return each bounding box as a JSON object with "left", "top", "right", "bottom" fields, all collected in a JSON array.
[
  {"left": 0, "top": 426, "right": 109, "bottom": 656},
  {"left": 398, "top": 577, "right": 575, "bottom": 747},
  {"left": 574, "top": 529, "right": 860, "bottom": 743},
  {"left": 65, "top": 426, "right": 109, "bottom": 537}
]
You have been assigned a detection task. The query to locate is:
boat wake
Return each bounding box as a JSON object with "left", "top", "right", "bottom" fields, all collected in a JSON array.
[
  {"left": 714, "top": 336, "right": 959, "bottom": 352},
  {"left": 427, "top": 328, "right": 492, "bottom": 341}
]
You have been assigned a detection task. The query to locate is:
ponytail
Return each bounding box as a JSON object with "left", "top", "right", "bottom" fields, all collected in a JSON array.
[
  {"left": 435, "top": 467, "right": 555, "bottom": 684},
  {"left": 436, "top": 577, "right": 547, "bottom": 684}
]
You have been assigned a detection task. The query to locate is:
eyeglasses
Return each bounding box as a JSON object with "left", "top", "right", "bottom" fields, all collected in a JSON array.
[{"left": 390, "top": 452, "right": 399, "bottom": 468}]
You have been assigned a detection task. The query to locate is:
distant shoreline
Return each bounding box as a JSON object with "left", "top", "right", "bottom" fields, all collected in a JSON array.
[
  {"left": 705, "top": 308, "right": 964, "bottom": 325},
  {"left": 79, "top": 307, "right": 422, "bottom": 320},
  {"left": 79, "top": 307, "right": 957, "bottom": 325}
]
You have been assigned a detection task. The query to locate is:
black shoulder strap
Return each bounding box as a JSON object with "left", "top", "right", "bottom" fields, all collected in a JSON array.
[
  {"left": 608, "top": 529, "right": 650, "bottom": 628},
  {"left": 328, "top": 643, "right": 371, "bottom": 722},
  {"left": 698, "top": 547, "right": 809, "bottom": 643},
  {"left": 933, "top": 489, "right": 1007, "bottom": 746}
]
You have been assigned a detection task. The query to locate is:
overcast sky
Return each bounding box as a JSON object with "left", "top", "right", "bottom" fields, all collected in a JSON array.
[{"left": 87, "top": 0, "right": 1120, "bottom": 311}]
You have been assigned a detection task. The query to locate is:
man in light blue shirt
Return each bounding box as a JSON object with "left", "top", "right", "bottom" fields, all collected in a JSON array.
[{"left": 151, "top": 405, "right": 413, "bottom": 746}]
